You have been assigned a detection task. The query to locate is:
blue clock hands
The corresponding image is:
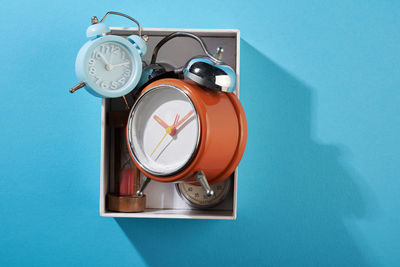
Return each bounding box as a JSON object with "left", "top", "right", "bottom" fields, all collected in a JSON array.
[
  {"left": 97, "top": 49, "right": 130, "bottom": 71},
  {"left": 109, "top": 62, "right": 130, "bottom": 70}
]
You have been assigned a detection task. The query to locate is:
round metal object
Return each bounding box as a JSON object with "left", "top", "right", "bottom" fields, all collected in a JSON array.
[
  {"left": 107, "top": 194, "right": 146, "bottom": 212},
  {"left": 176, "top": 178, "right": 231, "bottom": 209}
]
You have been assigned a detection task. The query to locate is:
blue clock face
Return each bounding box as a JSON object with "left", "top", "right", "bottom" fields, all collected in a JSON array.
[{"left": 87, "top": 42, "right": 134, "bottom": 91}]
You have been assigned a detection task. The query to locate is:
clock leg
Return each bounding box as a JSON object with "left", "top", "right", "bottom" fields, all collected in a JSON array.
[
  {"left": 136, "top": 176, "right": 151, "bottom": 197},
  {"left": 69, "top": 82, "right": 86, "bottom": 93},
  {"left": 122, "top": 96, "right": 130, "bottom": 110},
  {"left": 194, "top": 171, "right": 214, "bottom": 197}
]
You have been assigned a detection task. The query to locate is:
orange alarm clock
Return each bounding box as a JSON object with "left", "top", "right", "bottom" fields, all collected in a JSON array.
[{"left": 126, "top": 78, "right": 247, "bottom": 196}]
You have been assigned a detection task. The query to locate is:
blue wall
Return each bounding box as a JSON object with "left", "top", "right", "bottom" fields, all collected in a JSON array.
[{"left": 1, "top": 1, "right": 399, "bottom": 266}]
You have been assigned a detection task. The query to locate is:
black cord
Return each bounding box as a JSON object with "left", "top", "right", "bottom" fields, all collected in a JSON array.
[{"left": 150, "top": 32, "right": 221, "bottom": 64}]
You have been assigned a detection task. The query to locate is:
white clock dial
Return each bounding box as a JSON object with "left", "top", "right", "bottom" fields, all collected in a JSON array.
[
  {"left": 88, "top": 42, "right": 133, "bottom": 91},
  {"left": 127, "top": 85, "right": 200, "bottom": 176}
]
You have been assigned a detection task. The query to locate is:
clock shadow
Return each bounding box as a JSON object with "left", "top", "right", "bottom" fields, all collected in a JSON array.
[{"left": 115, "top": 40, "right": 377, "bottom": 266}]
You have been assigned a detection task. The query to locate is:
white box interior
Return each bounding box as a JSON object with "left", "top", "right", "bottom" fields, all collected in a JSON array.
[{"left": 100, "top": 28, "right": 240, "bottom": 219}]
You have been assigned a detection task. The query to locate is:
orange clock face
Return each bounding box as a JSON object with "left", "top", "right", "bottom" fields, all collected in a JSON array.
[{"left": 126, "top": 78, "right": 247, "bottom": 184}]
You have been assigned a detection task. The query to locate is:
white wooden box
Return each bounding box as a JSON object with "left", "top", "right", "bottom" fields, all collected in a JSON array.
[{"left": 100, "top": 28, "right": 240, "bottom": 219}]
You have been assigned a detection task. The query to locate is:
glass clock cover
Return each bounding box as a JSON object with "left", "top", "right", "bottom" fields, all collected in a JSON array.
[{"left": 127, "top": 84, "right": 200, "bottom": 176}]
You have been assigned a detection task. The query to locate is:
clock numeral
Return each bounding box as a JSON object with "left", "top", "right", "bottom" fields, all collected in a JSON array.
[
  {"left": 111, "top": 81, "right": 119, "bottom": 90},
  {"left": 188, "top": 187, "right": 193, "bottom": 192},
  {"left": 99, "top": 45, "right": 110, "bottom": 54},
  {"left": 194, "top": 193, "right": 199, "bottom": 198},
  {"left": 118, "top": 77, "right": 126, "bottom": 84},
  {"left": 88, "top": 59, "right": 95, "bottom": 66},
  {"left": 89, "top": 67, "right": 96, "bottom": 76},
  {"left": 92, "top": 51, "right": 101, "bottom": 59},
  {"left": 111, "top": 45, "right": 120, "bottom": 54},
  {"left": 101, "top": 81, "right": 110, "bottom": 89},
  {"left": 122, "top": 70, "right": 131, "bottom": 78},
  {"left": 95, "top": 77, "right": 102, "bottom": 85}
]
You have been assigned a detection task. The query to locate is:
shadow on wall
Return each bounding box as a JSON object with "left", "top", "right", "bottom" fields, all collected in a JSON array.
[{"left": 116, "top": 40, "right": 376, "bottom": 266}]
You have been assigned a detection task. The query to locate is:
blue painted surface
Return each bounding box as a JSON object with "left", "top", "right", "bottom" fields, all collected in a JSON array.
[{"left": 0, "top": 1, "right": 399, "bottom": 266}]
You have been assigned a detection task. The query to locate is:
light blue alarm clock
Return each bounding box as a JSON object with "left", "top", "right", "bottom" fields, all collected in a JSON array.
[{"left": 71, "top": 12, "right": 147, "bottom": 98}]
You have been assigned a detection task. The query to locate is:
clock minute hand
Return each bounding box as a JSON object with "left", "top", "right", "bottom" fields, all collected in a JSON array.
[
  {"left": 153, "top": 115, "right": 169, "bottom": 129},
  {"left": 111, "top": 62, "right": 130, "bottom": 68},
  {"left": 108, "top": 61, "right": 130, "bottom": 71},
  {"left": 176, "top": 110, "right": 194, "bottom": 128}
]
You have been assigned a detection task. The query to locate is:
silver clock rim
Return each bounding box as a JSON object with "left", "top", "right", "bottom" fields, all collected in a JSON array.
[{"left": 127, "top": 84, "right": 201, "bottom": 177}]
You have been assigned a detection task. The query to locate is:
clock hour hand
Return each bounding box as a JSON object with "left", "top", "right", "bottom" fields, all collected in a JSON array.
[
  {"left": 97, "top": 52, "right": 110, "bottom": 66},
  {"left": 153, "top": 114, "right": 169, "bottom": 129}
]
